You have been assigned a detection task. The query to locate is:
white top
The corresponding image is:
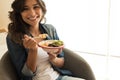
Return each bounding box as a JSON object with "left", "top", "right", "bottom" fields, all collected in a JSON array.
[{"left": 32, "top": 47, "right": 59, "bottom": 80}]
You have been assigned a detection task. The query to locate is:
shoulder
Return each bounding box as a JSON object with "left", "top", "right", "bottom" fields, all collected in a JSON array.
[
  {"left": 6, "top": 33, "right": 22, "bottom": 47},
  {"left": 6, "top": 33, "right": 16, "bottom": 44},
  {"left": 42, "top": 24, "right": 56, "bottom": 31}
]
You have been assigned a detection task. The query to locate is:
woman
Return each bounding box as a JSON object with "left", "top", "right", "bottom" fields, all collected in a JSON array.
[{"left": 6, "top": 0, "right": 84, "bottom": 80}]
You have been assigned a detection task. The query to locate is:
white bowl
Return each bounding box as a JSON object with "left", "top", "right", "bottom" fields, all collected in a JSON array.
[{"left": 38, "top": 40, "right": 64, "bottom": 53}]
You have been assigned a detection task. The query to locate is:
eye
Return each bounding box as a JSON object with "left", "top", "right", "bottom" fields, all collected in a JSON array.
[{"left": 33, "top": 5, "right": 41, "bottom": 9}]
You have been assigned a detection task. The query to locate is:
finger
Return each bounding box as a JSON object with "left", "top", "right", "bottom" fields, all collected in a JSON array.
[
  {"left": 22, "top": 35, "right": 30, "bottom": 41},
  {"left": 27, "top": 38, "right": 37, "bottom": 47},
  {"left": 48, "top": 53, "right": 57, "bottom": 59},
  {"left": 24, "top": 34, "right": 29, "bottom": 38},
  {"left": 23, "top": 37, "right": 30, "bottom": 48},
  {"left": 23, "top": 37, "right": 36, "bottom": 48},
  {"left": 55, "top": 48, "right": 63, "bottom": 54},
  {"left": 29, "top": 40, "right": 37, "bottom": 47}
]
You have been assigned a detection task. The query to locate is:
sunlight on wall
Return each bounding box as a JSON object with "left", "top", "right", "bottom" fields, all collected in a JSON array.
[
  {"left": 45, "top": 0, "right": 109, "bottom": 54},
  {"left": 109, "top": 0, "right": 120, "bottom": 56}
]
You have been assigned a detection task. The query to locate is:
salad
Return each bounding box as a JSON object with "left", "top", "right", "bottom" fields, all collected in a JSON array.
[
  {"left": 39, "top": 40, "right": 64, "bottom": 48},
  {"left": 48, "top": 40, "right": 63, "bottom": 47}
]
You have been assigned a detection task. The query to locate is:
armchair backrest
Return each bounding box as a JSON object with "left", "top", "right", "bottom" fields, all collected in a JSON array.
[{"left": 0, "top": 51, "right": 18, "bottom": 80}]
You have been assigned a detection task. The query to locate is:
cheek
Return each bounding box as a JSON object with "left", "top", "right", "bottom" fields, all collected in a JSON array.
[
  {"left": 39, "top": 11, "right": 44, "bottom": 19},
  {"left": 38, "top": 9, "right": 43, "bottom": 17},
  {"left": 21, "top": 13, "right": 26, "bottom": 20}
]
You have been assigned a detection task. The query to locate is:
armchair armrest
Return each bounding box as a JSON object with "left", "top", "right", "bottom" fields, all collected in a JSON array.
[{"left": 63, "top": 48, "right": 95, "bottom": 80}]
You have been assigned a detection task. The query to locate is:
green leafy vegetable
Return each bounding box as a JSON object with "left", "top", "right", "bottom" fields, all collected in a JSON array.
[{"left": 48, "top": 40, "right": 63, "bottom": 47}]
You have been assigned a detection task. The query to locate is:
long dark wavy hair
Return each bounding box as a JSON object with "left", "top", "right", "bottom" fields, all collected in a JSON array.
[{"left": 8, "top": 0, "right": 47, "bottom": 44}]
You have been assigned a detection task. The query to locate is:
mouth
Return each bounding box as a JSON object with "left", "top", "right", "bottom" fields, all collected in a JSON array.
[{"left": 28, "top": 15, "right": 39, "bottom": 21}]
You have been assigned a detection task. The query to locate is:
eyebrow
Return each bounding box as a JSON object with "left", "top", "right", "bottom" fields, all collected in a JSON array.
[{"left": 24, "top": 3, "right": 39, "bottom": 7}]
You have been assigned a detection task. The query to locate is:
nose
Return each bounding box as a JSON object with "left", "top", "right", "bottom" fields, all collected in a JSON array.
[{"left": 29, "top": 9, "right": 36, "bottom": 17}]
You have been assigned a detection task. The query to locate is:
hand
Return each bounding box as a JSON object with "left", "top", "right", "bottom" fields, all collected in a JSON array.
[
  {"left": 47, "top": 48, "right": 64, "bottom": 67},
  {"left": 47, "top": 48, "right": 63, "bottom": 60},
  {"left": 23, "top": 35, "right": 38, "bottom": 50}
]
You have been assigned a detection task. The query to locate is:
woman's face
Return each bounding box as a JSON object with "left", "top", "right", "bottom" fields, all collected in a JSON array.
[{"left": 21, "top": 0, "right": 43, "bottom": 27}]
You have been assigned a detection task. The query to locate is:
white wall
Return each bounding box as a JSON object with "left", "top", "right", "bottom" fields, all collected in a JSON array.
[
  {"left": 44, "top": 0, "right": 109, "bottom": 54},
  {"left": 44, "top": 0, "right": 120, "bottom": 79}
]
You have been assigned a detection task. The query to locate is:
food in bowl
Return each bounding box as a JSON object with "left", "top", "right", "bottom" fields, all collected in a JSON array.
[
  {"left": 48, "top": 40, "right": 63, "bottom": 47},
  {"left": 39, "top": 40, "right": 64, "bottom": 48},
  {"left": 38, "top": 40, "right": 64, "bottom": 53},
  {"left": 34, "top": 34, "right": 48, "bottom": 39}
]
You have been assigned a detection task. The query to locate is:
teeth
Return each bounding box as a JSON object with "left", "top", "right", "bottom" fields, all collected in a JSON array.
[
  {"left": 29, "top": 17, "right": 36, "bottom": 20},
  {"left": 28, "top": 15, "right": 37, "bottom": 20}
]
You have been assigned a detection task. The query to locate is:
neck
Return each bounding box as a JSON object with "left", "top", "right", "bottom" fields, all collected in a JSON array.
[{"left": 29, "top": 25, "right": 41, "bottom": 37}]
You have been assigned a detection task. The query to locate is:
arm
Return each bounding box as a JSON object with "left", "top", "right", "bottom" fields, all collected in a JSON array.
[
  {"left": 6, "top": 35, "right": 30, "bottom": 76},
  {"left": 48, "top": 52, "right": 64, "bottom": 67},
  {"left": 6, "top": 34, "right": 37, "bottom": 77},
  {"left": 43, "top": 24, "right": 65, "bottom": 67},
  {"left": 26, "top": 49, "right": 37, "bottom": 72},
  {"left": 22, "top": 35, "right": 38, "bottom": 72}
]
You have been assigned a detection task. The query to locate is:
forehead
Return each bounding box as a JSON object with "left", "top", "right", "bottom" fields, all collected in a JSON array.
[{"left": 24, "top": 0, "right": 38, "bottom": 6}]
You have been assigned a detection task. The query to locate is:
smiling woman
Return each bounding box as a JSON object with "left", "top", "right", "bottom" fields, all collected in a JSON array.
[{"left": 5, "top": 0, "right": 87, "bottom": 80}]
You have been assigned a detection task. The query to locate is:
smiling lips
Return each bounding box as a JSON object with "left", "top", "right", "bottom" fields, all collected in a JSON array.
[{"left": 28, "top": 15, "right": 39, "bottom": 21}]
